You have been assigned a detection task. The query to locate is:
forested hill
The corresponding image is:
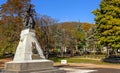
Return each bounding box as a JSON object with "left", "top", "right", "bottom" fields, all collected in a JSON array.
[{"left": 0, "top": 19, "right": 94, "bottom": 58}]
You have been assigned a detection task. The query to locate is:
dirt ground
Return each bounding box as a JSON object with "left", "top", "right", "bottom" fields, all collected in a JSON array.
[
  {"left": 54, "top": 63, "right": 120, "bottom": 69},
  {"left": 0, "top": 58, "right": 12, "bottom": 69}
]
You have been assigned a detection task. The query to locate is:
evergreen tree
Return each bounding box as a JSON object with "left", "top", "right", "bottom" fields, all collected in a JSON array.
[{"left": 93, "top": 0, "right": 120, "bottom": 53}]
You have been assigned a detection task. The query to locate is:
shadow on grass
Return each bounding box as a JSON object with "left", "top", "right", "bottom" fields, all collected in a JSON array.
[{"left": 103, "top": 55, "right": 120, "bottom": 63}]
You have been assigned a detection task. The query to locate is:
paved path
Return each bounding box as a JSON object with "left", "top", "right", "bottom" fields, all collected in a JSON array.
[
  {"left": 55, "top": 63, "right": 120, "bottom": 73},
  {"left": 60, "top": 67, "right": 120, "bottom": 73},
  {"left": 61, "top": 68, "right": 97, "bottom": 73}
]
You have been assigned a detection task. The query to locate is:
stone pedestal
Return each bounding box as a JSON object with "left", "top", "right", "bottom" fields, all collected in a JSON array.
[
  {"left": 13, "top": 29, "right": 45, "bottom": 61},
  {"left": 5, "top": 29, "right": 66, "bottom": 73},
  {"left": 5, "top": 60, "right": 65, "bottom": 73}
]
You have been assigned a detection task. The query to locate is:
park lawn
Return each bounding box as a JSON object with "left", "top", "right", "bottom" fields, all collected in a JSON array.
[
  {"left": 50, "top": 57, "right": 101, "bottom": 64},
  {"left": 49, "top": 57, "right": 119, "bottom": 65}
]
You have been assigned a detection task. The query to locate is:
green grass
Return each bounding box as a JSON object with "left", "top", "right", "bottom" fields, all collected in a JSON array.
[
  {"left": 49, "top": 57, "right": 120, "bottom": 65},
  {"left": 50, "top": 57, "right": 101, "bottom": 63}
]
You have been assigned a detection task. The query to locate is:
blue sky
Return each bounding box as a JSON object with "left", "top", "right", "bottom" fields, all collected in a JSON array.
[{"left": 0, "top": 0, "right": 101, "bottom": 23}]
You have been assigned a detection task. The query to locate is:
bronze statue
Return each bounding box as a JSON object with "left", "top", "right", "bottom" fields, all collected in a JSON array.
[{"left": 22, "top": 4, "right": 35, "bottom": 29}]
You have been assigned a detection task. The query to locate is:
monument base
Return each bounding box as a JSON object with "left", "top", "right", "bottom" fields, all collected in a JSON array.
[{"left": 5, "top": 59, "right": 66, "bottom": 73}]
